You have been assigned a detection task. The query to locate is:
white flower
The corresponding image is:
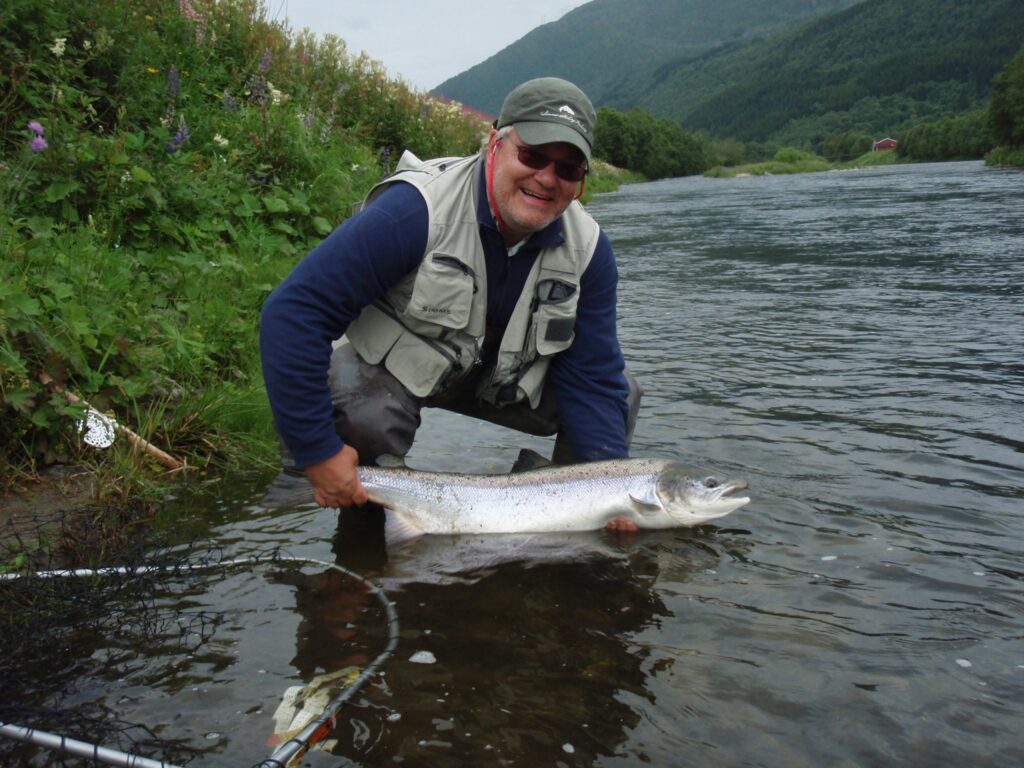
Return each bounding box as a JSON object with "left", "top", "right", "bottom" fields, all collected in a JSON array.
[
  {"left": 50, "top": 37, "right": 67, "bottom": 57},
  {"left": 213, "top": 133, "right": 229, "bottom": 148},
  {"left": 266, "top": 81, "right": 286, "bottom": 106},
  {"left": 83, "top": 40, "right": 93, "bottom": 50}
]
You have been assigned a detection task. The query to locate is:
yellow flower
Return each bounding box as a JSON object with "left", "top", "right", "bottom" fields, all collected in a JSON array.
[{"left": 147, "top": 66, "right": 158, "bottom": 74}]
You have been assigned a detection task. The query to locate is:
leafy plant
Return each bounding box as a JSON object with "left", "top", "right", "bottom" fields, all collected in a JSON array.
[{"left": 0, "top": 0, "right": 488, "bottom": 480}]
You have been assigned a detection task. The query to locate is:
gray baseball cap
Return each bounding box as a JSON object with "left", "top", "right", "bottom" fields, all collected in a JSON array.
[{"left": 496, "top": 77, "right": 596, "bottom": 161}]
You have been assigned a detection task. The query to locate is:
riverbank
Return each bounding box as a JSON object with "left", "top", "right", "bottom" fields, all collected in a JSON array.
[{"left": 704, "top": 147, "right": 902, "bottom": 177}]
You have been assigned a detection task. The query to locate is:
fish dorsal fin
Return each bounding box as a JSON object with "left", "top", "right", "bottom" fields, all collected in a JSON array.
[
  {"left": 629, "top": 491, "right": 662, "bottom": 517},
  {"left": 384, "top": 511, "right": 425, "bottom": 547}
]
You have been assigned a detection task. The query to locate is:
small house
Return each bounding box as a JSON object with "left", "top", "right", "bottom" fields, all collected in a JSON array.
[{"left": 873, "top": 137, "right": 898, "bottom": 152}]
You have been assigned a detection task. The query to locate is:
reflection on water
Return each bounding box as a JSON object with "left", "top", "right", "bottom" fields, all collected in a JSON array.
[{"left": 3, "top": 162, "right": 1023, "bottom": 767}]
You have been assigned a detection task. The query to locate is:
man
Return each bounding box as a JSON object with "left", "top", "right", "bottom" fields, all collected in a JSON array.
[{"left": 260, "top": 77, "right": 642, "bottom": 527}]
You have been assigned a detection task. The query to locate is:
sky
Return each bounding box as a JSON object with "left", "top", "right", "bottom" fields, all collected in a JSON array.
[{"left": 269, "top": 0, "right": 591, "bottom": 92}]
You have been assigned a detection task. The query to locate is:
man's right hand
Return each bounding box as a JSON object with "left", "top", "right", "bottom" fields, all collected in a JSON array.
[{"left": 305, "top": 444, "right": 369, "bottom": 508}]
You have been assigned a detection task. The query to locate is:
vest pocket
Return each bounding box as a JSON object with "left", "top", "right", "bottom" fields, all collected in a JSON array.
[
  {"left": 384, "top": 330, "right": 456, "bottom": 397},
  {"left": 533, "top": 277, "right": 579, "bottom": 356},
  {"left": 404, "top": 252, "right": 476, "bottom": 331},
  {"left": 348, "top": 304, "right": 404, "bottom": 364}
]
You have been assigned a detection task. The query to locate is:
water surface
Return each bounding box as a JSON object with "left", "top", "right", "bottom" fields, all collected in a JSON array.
[{"left": 5, "top": 161, "right": 1023, "bottom": 767}]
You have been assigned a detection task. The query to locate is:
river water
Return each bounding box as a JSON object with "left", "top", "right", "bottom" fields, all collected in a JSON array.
[{"left": 5, "top": 161, "right": 1023, "bottom": 767}]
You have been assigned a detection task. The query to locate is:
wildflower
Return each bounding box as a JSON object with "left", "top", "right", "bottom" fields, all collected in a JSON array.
[
  {"left": 50, "top": 37, "right": 67, "bottom": 57},
  {"left": 28, "top": 120, "right": 44, "bottom": 136},
  {"left": 221, "top": 91, "right": 238, "bottom": 112},
  {"left": 83, "top": 40, "right": 92, "bottom": 50},
  {"left": 147, "top": 66, "right": 158, "bottom": 74},
  {"left": 30, "top": 135, "right": 48, "bottom": 152},
  {"left": 213, "top": 133, "right": 229, "bottom": 148},
  {"left": 267, "top": 82, "right": 284, "bottom": 106},
  {"left": 166, "top": 114, "right": 190, "bottom": 153},
  {"left": 259, "top": 49, "right": 272, "bottom": 74}
]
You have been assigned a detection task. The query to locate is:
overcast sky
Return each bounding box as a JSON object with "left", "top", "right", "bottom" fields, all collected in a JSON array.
[{"left": 270, "top": 0, "right": 591, "bottom": 92}]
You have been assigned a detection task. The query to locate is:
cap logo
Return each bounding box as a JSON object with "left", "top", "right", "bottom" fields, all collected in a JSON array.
[{"left": 539, "top": 107, "right": 588, "bottom": 134}]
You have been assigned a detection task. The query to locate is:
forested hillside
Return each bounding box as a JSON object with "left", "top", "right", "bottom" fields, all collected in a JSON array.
[
  {"left": 434, "top": 0, "right": 862, "bottom": 116},
  {"left": 436, "top": 0, "right": 1023, "bottom": 151},
  {"left": 644, "top": 0, "right": 1024, "bottom": 146}
]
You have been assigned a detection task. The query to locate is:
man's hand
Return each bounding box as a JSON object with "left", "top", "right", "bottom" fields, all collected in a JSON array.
[
  {"left": 605, "top": 516, "right": 639, "bottom": 534},
  {"left": 305, "top": 444, "right": 369, "bottom": 508}
]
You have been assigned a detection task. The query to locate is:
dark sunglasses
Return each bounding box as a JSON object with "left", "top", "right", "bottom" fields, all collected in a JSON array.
[{"left": 507, "top": 140, "right": 588, "bottom": 183}]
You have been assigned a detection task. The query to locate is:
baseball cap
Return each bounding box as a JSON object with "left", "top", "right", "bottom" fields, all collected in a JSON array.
[{"left": 496, "top": 77, "right": 596, "bottom": 162}]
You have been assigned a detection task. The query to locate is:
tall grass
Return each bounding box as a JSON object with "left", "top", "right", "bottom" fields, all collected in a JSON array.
[{"left": 0, "top": 0, "right": 489, "bottom": 485}]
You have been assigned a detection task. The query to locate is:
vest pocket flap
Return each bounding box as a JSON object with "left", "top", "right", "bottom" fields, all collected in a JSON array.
[
  {"left": 405, "top": 252, "right": 476, "bottom": 330},
  {"left": 534, "top": 291, "right": 579, "bottom": 356},
  {"left": 384, "top": 331, "right": 453, "bottom": 397},
  {"left": 348, "top": 304, "right": 403, "bottom": 364}
]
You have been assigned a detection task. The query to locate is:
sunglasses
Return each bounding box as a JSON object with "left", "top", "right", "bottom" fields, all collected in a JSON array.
[{"left": 506, "top": 140, "right": 588, "bottom": 183}]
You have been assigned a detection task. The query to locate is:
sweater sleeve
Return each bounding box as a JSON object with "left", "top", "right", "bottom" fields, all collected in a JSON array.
[
  {"left": 259, "top": 183, "right": 428, "bottom": 467},
  {"left": 547, "top": 231, "right": 632, "bottom": 461}
]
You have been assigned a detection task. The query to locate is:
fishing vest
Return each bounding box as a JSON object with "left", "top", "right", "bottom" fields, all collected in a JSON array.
[{"left": 345, "top": 150, "right": 600, "bottom": 408}]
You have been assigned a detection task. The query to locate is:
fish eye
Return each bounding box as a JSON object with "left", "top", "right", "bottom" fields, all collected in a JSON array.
[{"left": 703, "top": 477, "right": 719, "bottom": 488}]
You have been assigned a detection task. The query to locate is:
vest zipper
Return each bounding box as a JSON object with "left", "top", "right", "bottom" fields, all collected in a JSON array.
[{"left": 432, "top": 255, "right": 479, "bottom": 294}]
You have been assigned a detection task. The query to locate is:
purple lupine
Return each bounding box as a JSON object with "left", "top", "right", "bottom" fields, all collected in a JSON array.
[
  {"left": 221, "top": 90, "right": 238, "bottom": 112},
  {"left": 166, "top": 114, "right": 190, "bottom": 153},
  {"left": 259, "top": 49, "right": 272, "bottom": 74}
]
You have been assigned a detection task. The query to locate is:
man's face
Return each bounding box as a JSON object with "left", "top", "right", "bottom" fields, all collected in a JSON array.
[{"left": 487, "top": 129, "right": 585, "bottom": 244}]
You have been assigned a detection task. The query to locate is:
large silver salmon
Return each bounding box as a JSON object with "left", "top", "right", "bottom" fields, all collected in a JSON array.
[{"left": 358, "top": 459, "right": 750, "bottom": 540}]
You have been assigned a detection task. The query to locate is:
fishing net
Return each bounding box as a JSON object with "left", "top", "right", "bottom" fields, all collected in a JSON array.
[{"left": 0, "top": 506, "right": 213, "bottom": 766}]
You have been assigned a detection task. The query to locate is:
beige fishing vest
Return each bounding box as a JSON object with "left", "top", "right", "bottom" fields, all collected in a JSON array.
[{"left": 346, "top": 150, "right": 600, "bottom": 407}]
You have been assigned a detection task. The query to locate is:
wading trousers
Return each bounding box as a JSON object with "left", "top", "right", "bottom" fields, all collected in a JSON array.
[{"left": 281, "top": 340, "right": 643, "bottom": 471}]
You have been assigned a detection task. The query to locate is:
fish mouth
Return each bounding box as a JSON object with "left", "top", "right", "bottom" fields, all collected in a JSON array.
[
  {"left": 719, "top": 480, "right": 748, "bottom": 498},
  {"left": 707, "top": 480, "right": 750, "bottom": 513}
]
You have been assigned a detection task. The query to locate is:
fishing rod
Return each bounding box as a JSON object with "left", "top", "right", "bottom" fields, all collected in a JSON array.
[{"left": 0, "top": 553, "right": 399, "bottom": 768}]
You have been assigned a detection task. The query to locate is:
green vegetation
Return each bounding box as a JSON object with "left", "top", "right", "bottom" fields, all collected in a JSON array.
[
  {"left": 704, "top": 146, "right": 876, "bottom": 178},
  {"left": 897, "top": 111, "right": 992, "bottom": 162},
  {"left": 593, "top": 107, "right": 710, "bottom": 180},
  {"left": 986, "top": 43, "right": 1024, "bottom": 166},
  {"left": 0, "top": 0, "right": 489, "bottom": 491}
]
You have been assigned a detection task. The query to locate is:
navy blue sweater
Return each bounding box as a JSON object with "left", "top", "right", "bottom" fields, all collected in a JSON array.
[{"left": 259, "top": 160, "right": 630, "bottom": 468}]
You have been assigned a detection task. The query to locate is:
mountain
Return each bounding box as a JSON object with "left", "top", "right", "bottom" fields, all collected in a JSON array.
[
  {"left": 641, "top": 0, "right": 1024, "bottom": 144},
  {"left": 434, "top": 0, "right": 863, "bottom": 116},
  {"left": 434, "top": 0, "right": 1024, "bottom": 147}
]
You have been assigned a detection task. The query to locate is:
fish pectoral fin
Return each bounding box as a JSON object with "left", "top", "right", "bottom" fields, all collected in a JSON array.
[
  {"left": 384, "top": 512, "right": 426, "bottom": 547},
  {"left": 376, "top": 453, "right": 408, "bottom": 469},
  {"left": 511, "top": 448, "right": 554, "bottom": 473},
  {"left": 629, "top": 492, "right": 662, "bottom": 516}
]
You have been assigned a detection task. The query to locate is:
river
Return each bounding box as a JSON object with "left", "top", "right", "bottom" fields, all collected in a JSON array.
[{"left": 4, "top": 161, "right": 1023, "bottom": 767}]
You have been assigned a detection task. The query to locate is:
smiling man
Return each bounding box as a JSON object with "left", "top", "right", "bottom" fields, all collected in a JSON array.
[{"left": 260, "top": 77, "right": 642, "bottom": 522}]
